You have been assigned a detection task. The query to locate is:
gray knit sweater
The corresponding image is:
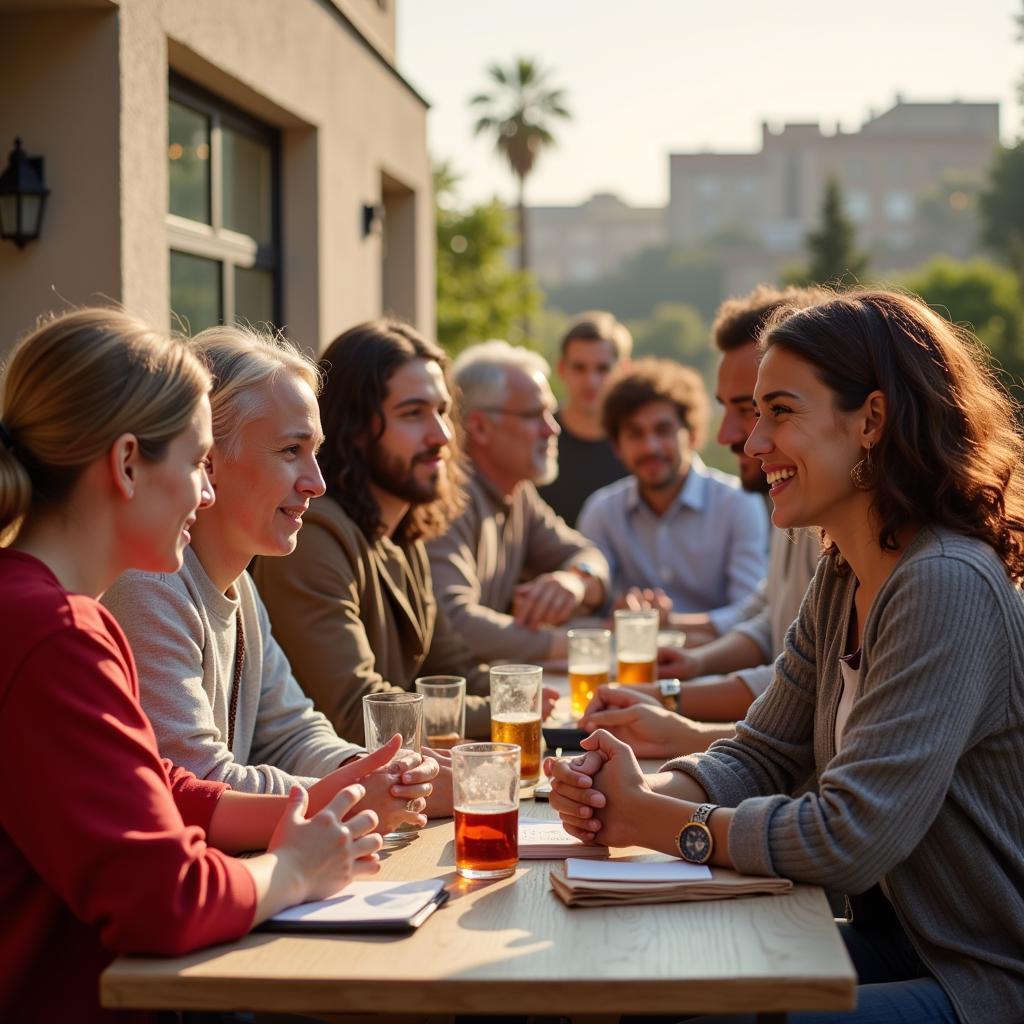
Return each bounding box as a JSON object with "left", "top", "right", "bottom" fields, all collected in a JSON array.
[
  {"left": 103, "top": 547, "right": 363, "bottom": 793},
  {"left": 665, "top": 526, "right": 1024, "bottom": 1024}
]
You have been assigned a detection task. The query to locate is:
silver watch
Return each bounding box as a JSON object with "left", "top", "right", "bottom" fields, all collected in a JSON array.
[{"left": 658, "top": 677, "right": 682, "bottom": 712}]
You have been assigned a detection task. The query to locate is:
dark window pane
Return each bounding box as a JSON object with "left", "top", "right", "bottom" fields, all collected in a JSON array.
[
  {"left": 234, "top": 265, "right": 275, "bottom": 327},
  {"left": 169, "top": 100, "right": 211, "bottom": 223},
  {"left": 222, "top": 126, "right": 273, "bottom": 244},
  {"left": 170, "top": 250, "right": 221, "bottom": 333}
]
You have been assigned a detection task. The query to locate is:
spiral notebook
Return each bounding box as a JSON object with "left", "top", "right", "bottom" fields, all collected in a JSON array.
[{"left": 261, "top": 878, "right": 449, "bottom": 933}]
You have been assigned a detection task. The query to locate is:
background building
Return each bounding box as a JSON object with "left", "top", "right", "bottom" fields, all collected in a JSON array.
[
  {"left": 668, "top": 97, "right": 999, "bottom": 288},
  {"left": 0, "top": 0, "right": 433, "bottom": 358},
  {"left": 521, "top": 192, "right": 666, "bottom": 289}
]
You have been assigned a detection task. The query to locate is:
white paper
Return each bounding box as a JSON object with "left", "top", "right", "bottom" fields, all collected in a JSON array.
[
  {"left": 565, "top": 857, "right": 712, "bottom": 883},
  {"left": 518, "top": 818, "right": 601, "bottom": 848},
  {"left": 270, "top": 878, "right": 444, "bottom": 925}
]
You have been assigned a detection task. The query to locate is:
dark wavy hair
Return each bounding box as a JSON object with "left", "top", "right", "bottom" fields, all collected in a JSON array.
[
  {"left": 317, "top": 319, "right": 465, "bottom": 542},
  {"left": 601, "top": 358, "right": 709, "bottom": 447},
  {"left": 761, "top": 289, "right": 1024, "bottom": 581}
]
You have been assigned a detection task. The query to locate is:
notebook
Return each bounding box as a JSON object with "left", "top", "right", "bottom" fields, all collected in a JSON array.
[
  {"left": 261, "top": 878, "right": 449, "bottom": 933},
  {"left": 550, "top": 858, "right": 793, "bottom": 908},
  {"left": 518, "top": 817, "right": 608, "bottom": 859}
]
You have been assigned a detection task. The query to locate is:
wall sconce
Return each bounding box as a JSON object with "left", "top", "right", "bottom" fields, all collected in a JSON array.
[
  {"left": 0, "top": 138, "right": 50, "bottom": 250},
  {"left": 362, "top": 202, "right": 385, "bottom": 239}
]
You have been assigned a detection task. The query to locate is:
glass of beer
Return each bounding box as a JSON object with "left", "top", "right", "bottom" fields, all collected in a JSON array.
[
  {"left": 614, "top": 609, "right": 659, "bottom": 685},
  {"left": 489, "top": 664, "right": 543, "bottom": 785},
  {"left": 415, "top": 675, "right": 466, "bottom": 751},
  {"left": 567, "top": 628, "right": 611, "bottom": 719},
  {"left": 362, "top": 692, "right": 424, "bottom": 843},
  {"left": 452, "top": 742, "right": 520, "bottom": 879}
]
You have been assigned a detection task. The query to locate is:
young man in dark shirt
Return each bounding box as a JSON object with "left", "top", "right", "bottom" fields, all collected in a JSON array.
[{"left": 538, "top": 311, "right": 630, "bottom": 526}]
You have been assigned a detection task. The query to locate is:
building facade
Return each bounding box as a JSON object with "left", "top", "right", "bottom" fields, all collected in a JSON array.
[
  {"left": 668, "top": 98, "right": 1000, "bottom": 289},
  {"left": 0, "top": 0, "right": 433, "bottom": 358},
  {"left": 522, "top": 192, "right": 666, "bottom": 289}
]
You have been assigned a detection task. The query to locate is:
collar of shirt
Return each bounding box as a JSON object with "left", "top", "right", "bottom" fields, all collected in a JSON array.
[
  {"left": 625, "top": 453, "right": 710, "bottom": 517},
  {"left": 471, "top": 465, "right": 516, "bottom": 514}
]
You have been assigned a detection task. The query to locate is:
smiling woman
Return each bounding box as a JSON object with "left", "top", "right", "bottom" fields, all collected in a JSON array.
[
  {"left": 101, "top": 323, "right": 438, "bottom": 830},
  {"left": 548, "top": 289, "right": 1024, "bottom": 1024}
]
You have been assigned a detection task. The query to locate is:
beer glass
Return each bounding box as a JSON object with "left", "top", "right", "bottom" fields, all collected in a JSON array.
[
  {"left": 362, "top": 691, "right": 424, "bottom": 843},
  {"left": 452, "top": 742, "right": 520, "bottom": 879},
  {"left": 489, "top": 664, "right": 543, "bottom": 785},
  {"left": 567, "top": 628, "right": 611, "bottom": 719},
  {"left": 415, "top": 675, "right": 466, "bottom": 751},
  {"left": 614, "top": 609, "right": 659, "bottom": 685}
]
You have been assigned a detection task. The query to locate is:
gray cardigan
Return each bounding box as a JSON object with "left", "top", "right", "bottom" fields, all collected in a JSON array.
[
  {"left": 665, "top": 526, "right": 1024, "bottom": 1024},
  {"left": 103, "top": 547, "right": 363, "bottom": 793}
]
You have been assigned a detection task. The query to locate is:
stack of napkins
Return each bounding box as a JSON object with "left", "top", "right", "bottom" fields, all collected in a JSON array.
[
  {"left": 518, "top": 818, "right": 608, "bottom": 859},
  {"left": 550, "top": 856, "right": 793, "bottom": 907}
]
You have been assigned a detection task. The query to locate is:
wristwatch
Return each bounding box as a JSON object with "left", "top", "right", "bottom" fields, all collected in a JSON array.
[
  {"left": 658, "top": 678, "right": 682, "bottom": 713},
  {"left": 677, "top": 802, "right": 718, "bottom": 864}
]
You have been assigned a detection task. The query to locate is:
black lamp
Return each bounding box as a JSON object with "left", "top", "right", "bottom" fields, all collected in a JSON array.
[
  {"left": 0, "top": 138, "right": 50, "bottom": 249},
  {"left": 361, "top": 202, "right": 385, "bottom": 238}
]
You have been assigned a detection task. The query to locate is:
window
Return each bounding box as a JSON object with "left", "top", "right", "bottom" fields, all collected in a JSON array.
[{"left": 167, "top": 74, "right": 280, "bottom": 333}]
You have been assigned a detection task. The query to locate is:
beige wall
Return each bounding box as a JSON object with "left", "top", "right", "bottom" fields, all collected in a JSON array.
[
  {"left": 0, "top": 8, "right": 121, "bottom": 348},
  {"left": 0, "top": 0, "right": 432, "bottom": 358}
]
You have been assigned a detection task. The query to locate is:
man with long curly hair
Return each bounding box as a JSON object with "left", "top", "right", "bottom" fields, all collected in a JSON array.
[{"left": 254, "top": 319, "right": 491, "bottom": 745}]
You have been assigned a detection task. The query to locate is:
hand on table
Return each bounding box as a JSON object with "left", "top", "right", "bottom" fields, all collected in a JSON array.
[
  {"left": 420, "top": 747, "right": 453, "bottom": 817},
  {"left": 513, "top": 571, "right": 586, "bottom": 629},
  {"left": 544, "top": 729, "right": 655, "bottom": 848},
  {"left": 581, "top": 686, "right": 708, "bottom": 759},
  {"left": 614, "top": 586, "right": 673, "bottom": 626},
  {"left": 658, "top": 645, "right": 702, "bottom": 680},
  {"left": 542, "top": 685, "right": 560, "bottom": 721},
  {"left": 269, "top": 782, "right": 383, "bottom": 906}
]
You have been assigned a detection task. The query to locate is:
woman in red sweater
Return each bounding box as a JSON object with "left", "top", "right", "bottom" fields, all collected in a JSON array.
[{"left": 0, "top": 308, "right": 392, "bottom": 1023}]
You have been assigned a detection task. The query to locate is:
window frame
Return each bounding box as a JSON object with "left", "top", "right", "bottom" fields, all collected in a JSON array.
[{"left": 167, "top": 72, "right": 282, "bottom": 329}]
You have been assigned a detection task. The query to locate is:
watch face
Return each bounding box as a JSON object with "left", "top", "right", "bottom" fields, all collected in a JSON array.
[{"left": 679, "top": 823, "right": 712, "bottom": 863}]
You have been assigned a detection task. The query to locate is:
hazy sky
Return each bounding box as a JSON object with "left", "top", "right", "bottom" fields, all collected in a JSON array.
[{"left": 396, "top": 0, "right": 1020, "bottom": 208}]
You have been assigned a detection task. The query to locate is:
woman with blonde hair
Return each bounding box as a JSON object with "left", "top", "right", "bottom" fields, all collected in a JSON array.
[
  {"left": 0, "top": 308, "right": 394, "bottom": 1023},
  {"left": 548, "top": 290, "right": 1024, "bottom": 1023},
  {"left": 102, "top": 322, "right": 439, "bottom": 825}
]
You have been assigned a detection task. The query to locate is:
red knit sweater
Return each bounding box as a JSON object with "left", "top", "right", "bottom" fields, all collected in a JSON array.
[{"left": 0, "top": 550, "right": 257, "bottom": 1023}]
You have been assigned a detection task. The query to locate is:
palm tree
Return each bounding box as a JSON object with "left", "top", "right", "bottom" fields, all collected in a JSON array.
[{"left": 470, "top": 57, "right": 571, "bottom": 272}]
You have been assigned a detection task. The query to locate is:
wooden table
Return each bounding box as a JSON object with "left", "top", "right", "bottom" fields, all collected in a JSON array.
[{"left": 101, "top": 786, "right": 855, "bottom": 1021}]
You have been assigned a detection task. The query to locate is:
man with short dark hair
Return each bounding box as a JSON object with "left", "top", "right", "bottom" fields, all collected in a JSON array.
[
  {"left": 254, "top": 319, "right": 491, "bottom": 744},
  {"left": 537, "top": 311, "right": 630, "bottom": 526},
  {"left": 578, "top": 358, "right": 768, "bottom": 629}
]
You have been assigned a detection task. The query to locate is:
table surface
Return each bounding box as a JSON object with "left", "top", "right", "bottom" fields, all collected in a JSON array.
[{"left": 102, "top": 759, "right": 856, "bottom": 1018}]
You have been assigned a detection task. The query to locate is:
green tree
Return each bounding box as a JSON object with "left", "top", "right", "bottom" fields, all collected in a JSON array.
[
  {"left": 628, "top": 303, "right": 711, "bottom": 374},
  {"left": 980, "top": 143, "right": 1024, "bottom": 281},
  {"left": 470, "top": 58, "right": 571, "bottom": 272},
  {"left": 787, "top": 178, "right": 868, "bottom": 287},
  {"left": 435, "top": 163, "right": 540, "bottom": 356},
  {"left": 900, "top": 256, "right": 1024, "bottom": 381}
]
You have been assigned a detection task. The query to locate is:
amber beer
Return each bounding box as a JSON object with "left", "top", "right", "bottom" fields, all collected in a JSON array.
[
  {"left": 617, "top": 656, "right": 657, "bottom": 685},
  {"left": 454, "top": 805, "right": 518, "bottom": 876},
  {"left": 426, "top": 732, "right": 462, "bottom": 751},
  {"left": 491, "top": 713, "right": 542, "bottom": 783},
  {"left": 569, "top": 665, "right": 610, "bottom": 718}
]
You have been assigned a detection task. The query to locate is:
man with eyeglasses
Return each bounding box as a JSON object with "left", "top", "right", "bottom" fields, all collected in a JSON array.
[{"left": 427, "top": 340, "right": 609, "bottom": 663}]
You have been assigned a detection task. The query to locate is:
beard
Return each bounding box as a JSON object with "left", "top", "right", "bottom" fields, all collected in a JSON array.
[
  {"left": 367, "top": 444, "right": 444, "bottom": 505},
  {"left": 733, "top": 443, "right": 770, "bottom": 494},
  {"left": 533, "top": 444, "right": 559, "bottom": 486}
]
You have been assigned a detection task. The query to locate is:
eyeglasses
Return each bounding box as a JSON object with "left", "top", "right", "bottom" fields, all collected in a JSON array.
[{"left": 475, "top": 406, "right": 552, "bottom": 424}]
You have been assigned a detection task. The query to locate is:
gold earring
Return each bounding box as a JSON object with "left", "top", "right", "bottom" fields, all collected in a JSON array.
[{"left": 850, "top": 445, "right": 874, "bottom": 490}]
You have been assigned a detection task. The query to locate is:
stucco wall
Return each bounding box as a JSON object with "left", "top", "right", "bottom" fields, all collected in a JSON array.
[
  {"left": 0, "top": 8, "right": 121, "bottom": 351},
  {"left": 0, "top": 0, "right": 432, "bottom": 359}
]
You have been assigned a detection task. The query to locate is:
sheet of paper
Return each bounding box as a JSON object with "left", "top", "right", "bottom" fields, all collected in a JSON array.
[
  {"left": 270, "top": 878, "right": 444, "bottom": 925},
  {"left": 518, "top": 818, "right": 601, "bottom": 847},
  {"left": 565, "top": 857, "right": 712, "bottom": 883}
]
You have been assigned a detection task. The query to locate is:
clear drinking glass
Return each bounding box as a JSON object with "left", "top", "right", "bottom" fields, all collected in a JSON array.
[
  {"left": 489, "top": 664, "right": 543, "bottom": 785},
  {"left": 614, "top": 609, "right": 660, "bottom": 685},
  {"left": 567, "top": 628, "right": 611, "bottom": 719},
  {"left": 452, "top": 742, "right": 521, "bottom": 880},
  {"left": 362, "top": 692, "right": 424, "bottom": 843},
  {"left": 415, "top": 675, "right": 467, "bottom": 751}
]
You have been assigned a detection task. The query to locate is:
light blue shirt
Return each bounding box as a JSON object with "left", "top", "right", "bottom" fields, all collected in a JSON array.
[{"left": 577, "top": 454, "right": 769, "bottom": 635}]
